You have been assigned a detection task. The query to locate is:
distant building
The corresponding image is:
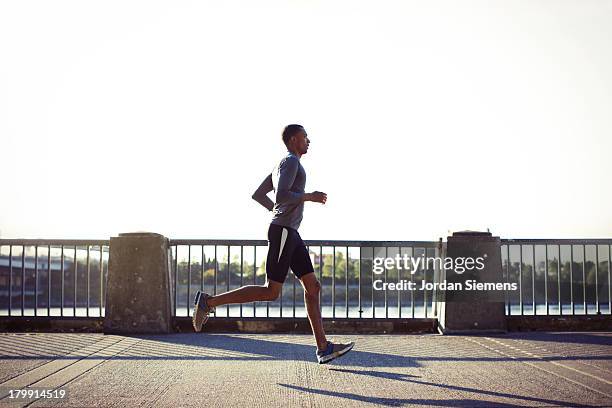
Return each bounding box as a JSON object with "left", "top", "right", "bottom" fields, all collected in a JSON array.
[{"left": 0, "top": 255, "right": 86, "bottom": 299}]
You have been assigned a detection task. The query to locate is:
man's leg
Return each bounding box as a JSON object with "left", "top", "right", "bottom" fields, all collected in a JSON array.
[
  {"left": 300, "top": 272, "right": 328, "bottom": 350},
  {"left": 208, "top": 224, "right": 291, "bottom": 308},
  {"left": 194, "top": 224, "right": 293, "bottom": 329},
  {"left": 193, "top": 277, "right": 282, "bottom": 331},
  {"left": 292, "top": 242, "right": 355, "bottom": 363},
  {"left": 207, "top": 278, "right": 281, "bottom": 308}
]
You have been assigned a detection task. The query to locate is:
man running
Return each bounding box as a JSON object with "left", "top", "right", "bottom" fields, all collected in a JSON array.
[{"left": 192, "top": 124, "right": 354, "bottom": 364}]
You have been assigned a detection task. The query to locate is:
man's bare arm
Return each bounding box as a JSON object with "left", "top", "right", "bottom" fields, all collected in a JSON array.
[{"left": 252, "top": 174, "right": 275, "bottom": 211}]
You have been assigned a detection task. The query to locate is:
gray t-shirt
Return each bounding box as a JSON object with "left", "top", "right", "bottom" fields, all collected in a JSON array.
[{"left": 252, "top": 152, "right": 306, "bottom": 230}]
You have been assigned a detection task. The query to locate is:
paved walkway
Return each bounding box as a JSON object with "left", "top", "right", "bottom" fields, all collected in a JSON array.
[{"left": 0, "top": 331, "right": 610, "bottom": 407}]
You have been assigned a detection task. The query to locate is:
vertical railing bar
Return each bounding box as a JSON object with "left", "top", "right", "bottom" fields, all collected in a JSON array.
[
  {"left": 187, "top": 245, "right": 191, "bottom": 317},
  {"left": 384, "top": 246, "right": 388, "bottom": 319},
  {"left": 99, "top": 246, "right": 103, "bottom": 317},
  {"left": 227, "top": 246, "right": 230, "bottom": 317},
  {"left": 332, "top": 246, "right": 336, "bottom": 318},
  {"left": 506, "top": 244, "right": 510, "bottom": 315},
  {"left": 173, "top": 246, "right": 178, "bottom": 318},
  {"left": 545, "top": 244, "right": 549, "bottom": 316},
  {"left": 47, "top": 245, "right": 51, "bottom": 317},
  {"left": 34, "top": 246, "right": 38, "bottom": 316},
  {"left": 9, "top": 244, "right": 12, "bottom": 316},
  {"left": 436, "top": 242, "right": 443, "bottom": 317},
  {"left": 372, "top": 246, "right": 375, "bottom": 319},
  {"left": 358, "top": 246, "right": 362, "bottom": 319},
  {"left": 432, "top": 244, "right": 437, "bottom": 318},
  {"left": 86, "top": 245, "right": 90, "bottom": 318},
  {"left": 265, "top": 245, "right": 269, "bottom": 318},
  {"left": 398, "top": 247, "right": 402, "bottom": 318},
  {"left": 214, "top": 245, "right": 218, "bottom": 317},
  {"left": 608, "top": 244, "right": 611, "bottom": 315},
  {"left": 430, "top": 247, "right": 436, "bottom": 318},
  {"left": 169, "top": 245, "right": 175, "bottom": 318},
  {"left": 201, "top": 245, "right": 205, "bottom": 293},
  {"left": 595, "top": 244, "right": 599, "bottom": 314},
  {"left": 300, "top": 245, "right": 306, "bottom": 319},
  {"left": 73, "top": 245, "right": 77, "bottom": 317},
  {"left": 103, "top": 247, "right": 108, "bottom": 315},
  {"left": 583, "top": 244, "right": 587, "bottom": 315},
  {"left": 21, "top": 245, "right": 25, "bottom": 316},
  {"left": 294, "top": 247, "right": 299, "bottom": 319},
  {"left": 410, "top": 246, "right": 415, "bottom": 318},
  {"left": 532, "top": 244, "right": 536, "bottom": 315},
  {"left": 345, "top": 246, "right": 349, "bottom": 318},
  {"left": 519, "top": 245, "right": 523, "bottom": 315},
  {"left": 557, "top": 245, "right": 561, "bottom": 315},
  {"left": 570, "top": 245, "right": 574, "bottom": 315},
  {"left": 424, "top": 247, "right": 429, "bottom": 317},
  {"left": 318, "top": 246, "right": 322, "bottom": 312},
  {"left": 291, "top": 254, "right": 296, "bottom": 318},
  {"left": 240, "top": 245, "right": 244, "bottom": 318},
  {"left": 424, "top": 248, "right": 429, "bottom": 319},
  {"left": 253, "top": 246, "right": 257, "bottom": 317},
  {"left": 61, "top": 245, "right": 64, "bottom": 317}
]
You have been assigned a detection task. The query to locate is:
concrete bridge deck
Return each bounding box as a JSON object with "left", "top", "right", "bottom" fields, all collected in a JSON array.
[{"left": 0, "top": 331, "right": 610, "bottom": 407}]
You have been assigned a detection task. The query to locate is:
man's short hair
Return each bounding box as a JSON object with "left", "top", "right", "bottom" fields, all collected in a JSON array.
[{"left": 282, "top": 124, "right": 304, "bottom": 146}]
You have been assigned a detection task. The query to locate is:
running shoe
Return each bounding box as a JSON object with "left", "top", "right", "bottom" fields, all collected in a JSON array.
[
  {"left": 316, "top": 340, "right": 355, "bottom": 364},
  {"left": 192, "top": 290, "right": 215, "bottom": 332}
]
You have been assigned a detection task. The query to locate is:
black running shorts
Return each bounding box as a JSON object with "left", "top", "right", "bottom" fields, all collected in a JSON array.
[{"left": 266, "top": 223, "right": 314, "bottom": 283}]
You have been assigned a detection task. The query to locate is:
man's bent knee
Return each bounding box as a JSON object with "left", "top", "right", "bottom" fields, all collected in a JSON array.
[
  {"left": 264, "top": 281, "right": 282, "bottom": 301},
  {"left": 304, "top": 279, "right": 321, "bottom": 299},
  {"left": 266, "top": 287, "right": 280, "bottom": 301}
]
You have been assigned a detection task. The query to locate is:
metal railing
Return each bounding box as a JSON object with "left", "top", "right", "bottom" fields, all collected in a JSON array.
[
  {"left": 2, "top": 238, "right": 610, "bottom": 319},
  {"left": 0, "top": 240, "right": 109, "bottom": 317},
  {"left": 169, "top": 239, "right": 441, "bottom": 319},
  {"left": 501, "top": 239, "right": 612, "bottom": 316}
]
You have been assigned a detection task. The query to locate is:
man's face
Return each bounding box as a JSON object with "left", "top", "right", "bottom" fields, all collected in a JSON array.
[{"left": 293, "top": 129, "right": 310, "bottom": 155}]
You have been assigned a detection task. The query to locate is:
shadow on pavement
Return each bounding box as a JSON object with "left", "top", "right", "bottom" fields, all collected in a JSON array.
[
  {"left": 279, "top": 378, "right": 600, "bottom": 408},
  {"left": 0, "top": 333, "right": 610, "bottom": 369}
]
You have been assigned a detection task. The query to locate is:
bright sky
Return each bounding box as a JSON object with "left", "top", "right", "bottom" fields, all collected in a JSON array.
[{"left": 1, "top": 0, "right": 611, "bottom": 241}]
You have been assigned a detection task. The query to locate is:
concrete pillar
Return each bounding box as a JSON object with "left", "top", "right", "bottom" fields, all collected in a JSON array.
[
  {"left": 437, "top": 231, "right": 507, "bottom": 334},
  {"left": 103, "top": 232, "right": 173, "bottom": 334}
]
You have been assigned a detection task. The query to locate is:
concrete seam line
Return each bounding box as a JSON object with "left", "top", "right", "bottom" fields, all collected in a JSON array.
[
  {"left": 465, "top": 337, "right": 612, "bottom": 399},
  {"left": 0, "top": 335, "right": 122, "bottom": 387},
  {"left": 484, "top": 337, "right": 612, "bottom": 386},
  {"left": 509, "top": 338, "right": 612, "bottom": 377},
  {"left": 20, "top": 337, "right": 143, "bottom": 407},
  {"left": 0, "top": 335, "right": 125, "bottom": 398}
]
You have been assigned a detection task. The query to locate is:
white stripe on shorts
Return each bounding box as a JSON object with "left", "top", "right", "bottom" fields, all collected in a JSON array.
[{"left": 278, "top": 227, "right": 288, "bottom": 262}]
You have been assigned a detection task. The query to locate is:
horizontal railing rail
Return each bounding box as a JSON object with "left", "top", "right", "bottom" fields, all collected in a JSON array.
[
  {"left": 169, "top": 239, "right": 441, "bottom": 246},
  {"left": 501, "top": 239, "right": 612, "bottom": 316},
  {"left": 502, "top": 238, "right": 612, "bottom": 244}
]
